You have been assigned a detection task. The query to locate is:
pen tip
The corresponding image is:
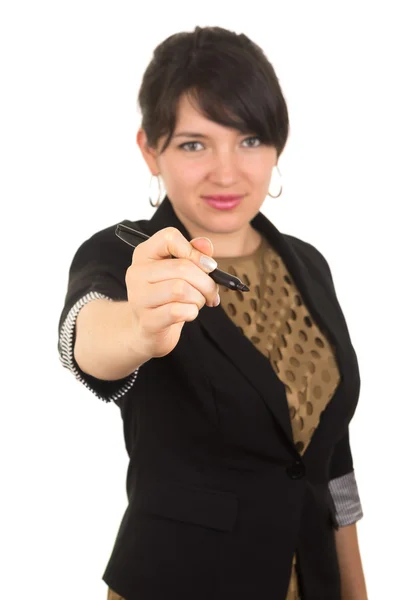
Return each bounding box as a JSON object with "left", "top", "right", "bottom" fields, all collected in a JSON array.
[{"left": 239, "top": 283, "right": 250, "bottom": 292}]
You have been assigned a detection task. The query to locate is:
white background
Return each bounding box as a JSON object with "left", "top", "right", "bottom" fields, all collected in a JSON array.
[{"left": 1, "top": 1, "right": 395, "bottom": 598}]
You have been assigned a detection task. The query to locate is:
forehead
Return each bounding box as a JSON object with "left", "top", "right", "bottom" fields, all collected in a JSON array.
[
  {"left": 175, "top": 93, "right": 210, "bottom": 124},
  {"left": 174, "top": 93, "right": 235, "bottom": 135}
]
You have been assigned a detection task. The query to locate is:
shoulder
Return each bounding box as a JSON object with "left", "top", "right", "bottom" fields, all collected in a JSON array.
[
  {"left": 72, "top": 218, "right": 150, "bottom": 268},
  {"left": 283, "top": 233, "right": 333, "bottom": 280}
]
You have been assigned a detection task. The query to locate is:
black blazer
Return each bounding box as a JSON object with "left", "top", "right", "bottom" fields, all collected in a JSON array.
[{"left": 63, "top": 197, "right": 361, "bottom": 600}]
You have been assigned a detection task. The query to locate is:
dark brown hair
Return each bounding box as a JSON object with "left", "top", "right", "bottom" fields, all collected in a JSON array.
[{"left": 137, "top": 26, "right": 289, "bottom": 157}]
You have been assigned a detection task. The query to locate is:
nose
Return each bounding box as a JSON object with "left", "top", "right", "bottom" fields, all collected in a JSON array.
[{"left": 208, "top": 150, "right": 239, "bottom": 186}]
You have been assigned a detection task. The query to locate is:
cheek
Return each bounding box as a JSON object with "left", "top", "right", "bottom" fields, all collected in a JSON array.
[
  {"left": 170, "top": 160, "right": 206, "bottom": 188},
  {"left": 245, "top": 165, "right": 272, "bottom": 187},
  {"left": 240, "top": 153, "right": 274, "bottom": 182}
]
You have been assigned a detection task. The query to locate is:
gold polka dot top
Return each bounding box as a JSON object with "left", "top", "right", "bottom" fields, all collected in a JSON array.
[{"left": 215, "top": 234, "right": 341, "bottom": 600}]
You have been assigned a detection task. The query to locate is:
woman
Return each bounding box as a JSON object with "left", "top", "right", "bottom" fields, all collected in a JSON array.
[{"left": 58, "top": 26, "right": 367, "bottom": 599}]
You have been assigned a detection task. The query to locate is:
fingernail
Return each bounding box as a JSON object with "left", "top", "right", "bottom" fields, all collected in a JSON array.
[
  {"left": 200, "top": 255, "right": 217, "bottom": 272},
  {"left": 201, "top": 237, "right": 214, "bottom": 253},
  {"left": 213, "top": 293, "right": 221, "bottom": 307}
]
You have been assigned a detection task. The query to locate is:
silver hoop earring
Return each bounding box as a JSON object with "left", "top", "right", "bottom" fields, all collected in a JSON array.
[
  {"left": 268, "top": 165, "right": 283, "bottom": 198},
  {"left": 149, "top": 175, "right": 163, "bottom": 208}
]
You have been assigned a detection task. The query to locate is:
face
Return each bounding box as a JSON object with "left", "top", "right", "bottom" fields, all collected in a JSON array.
[{"left": 137, "top": 93, "right": 278, "bottom": 247}]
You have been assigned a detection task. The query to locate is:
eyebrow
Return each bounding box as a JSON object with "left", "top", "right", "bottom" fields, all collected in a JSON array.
[
  {"left": 172, "top": 130, "right": 257, "bottom": 139},
  {"left": 172, "top": 132, "right": 209, "bottom": 139}
]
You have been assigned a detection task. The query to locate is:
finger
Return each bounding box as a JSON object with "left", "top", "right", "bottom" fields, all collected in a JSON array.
[
  {"left": 144, "top": 302, "right": 200, "bottom": 330},
  {"left": 190, "top": 237, "right": 214, "bottom": 257},
  {"left": 133, "top": 227, "right": 218, "bottom": 274},
  {"left": 141, "top": 259, "right": 219, "bottom": 307},
  {"left": 142, "top": 279, "right": 207, "bottom": 311}
]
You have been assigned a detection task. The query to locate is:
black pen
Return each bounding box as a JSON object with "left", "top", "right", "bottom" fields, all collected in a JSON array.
[{"left": 115, "top": 223, "right": 250, "bottom": 292}]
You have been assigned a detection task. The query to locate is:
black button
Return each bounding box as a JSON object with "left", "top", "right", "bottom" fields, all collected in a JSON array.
[{"left": 286, "top": 460, "right": 306, "bottom": 479}]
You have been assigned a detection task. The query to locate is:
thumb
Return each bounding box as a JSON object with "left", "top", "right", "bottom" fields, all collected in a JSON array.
[{"left": 190, "top": 237, "right": 214, "bottom": 257}]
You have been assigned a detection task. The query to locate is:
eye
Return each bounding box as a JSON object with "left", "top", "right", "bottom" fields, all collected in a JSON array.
[
  {"left": 179, "top": 141, "right": 204, "bottom": 152},
  {"left": 242, "top": 136, "right": 262, "bottom": 148}
]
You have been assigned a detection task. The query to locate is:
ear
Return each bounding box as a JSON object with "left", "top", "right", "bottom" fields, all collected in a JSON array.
[{"left": 136, "top": 128, "right": 160, "bottom": 175}]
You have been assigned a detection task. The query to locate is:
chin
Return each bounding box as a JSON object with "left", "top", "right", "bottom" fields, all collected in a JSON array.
[{"left": 198, "top": 216, "right": 246, "bottom": 235}]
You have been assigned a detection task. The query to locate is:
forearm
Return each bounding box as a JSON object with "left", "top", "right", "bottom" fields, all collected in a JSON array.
[
  {"left": 334, "top": 523, "right": 368, "bottom": 599},
  {"left": 74, "top": 298, "right": 150, "bottom": 380}
]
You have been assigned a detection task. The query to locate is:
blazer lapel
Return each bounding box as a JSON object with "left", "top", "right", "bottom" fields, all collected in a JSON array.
[{"left": 140, "top": 197, "right": 349, "bottom": 449}]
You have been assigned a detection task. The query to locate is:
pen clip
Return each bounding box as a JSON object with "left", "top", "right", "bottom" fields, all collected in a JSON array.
[{"left": 115, "top": 223, "right": 150, "bottom": 249}]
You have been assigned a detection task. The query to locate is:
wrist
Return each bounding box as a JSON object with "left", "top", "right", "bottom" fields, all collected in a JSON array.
[{"left": 119, "top": 303, "right": 152, "bottom": 366}]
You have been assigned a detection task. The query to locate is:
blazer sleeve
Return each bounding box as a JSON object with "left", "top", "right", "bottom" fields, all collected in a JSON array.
[
  {"left": 309, "top": 245, "right": 364, "bottom": 526},
  {"left": 328, "top": 429, "right": 364, "bottom": 527},
  {"left": 57, "top": 224, "right": 139, "bottom": 403}
]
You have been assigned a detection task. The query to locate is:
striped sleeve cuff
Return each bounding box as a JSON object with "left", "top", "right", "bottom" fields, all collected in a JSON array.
[
  {"left": 58, "top": 291, "right": 139, "bottom": 403},
  {"left": 328, "top": 470, "right": 364, "bottom": 527}
]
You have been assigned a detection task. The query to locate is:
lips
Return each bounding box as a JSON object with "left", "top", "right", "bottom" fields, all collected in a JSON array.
[
  {"left": 202, "top": 195, "right": 244, "bottom": 201},
  {"left": 202, "top": 195, "right": 244, "bottom": 211}
]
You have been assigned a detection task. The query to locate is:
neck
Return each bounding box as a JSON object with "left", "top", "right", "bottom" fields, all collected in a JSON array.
[
  {"left": 174, "top": 210, "right": 262, "bottom": 258},
  {"left": 209, "top": 227, "right": 263, "bottom": 258}
]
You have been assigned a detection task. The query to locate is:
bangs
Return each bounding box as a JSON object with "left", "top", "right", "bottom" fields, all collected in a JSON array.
[
  {"left": 139, "top": 27, "right": 289, "bottom": 157},
  {"left": 188, "top": 84, "right": 283, "bottom": 144}
]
